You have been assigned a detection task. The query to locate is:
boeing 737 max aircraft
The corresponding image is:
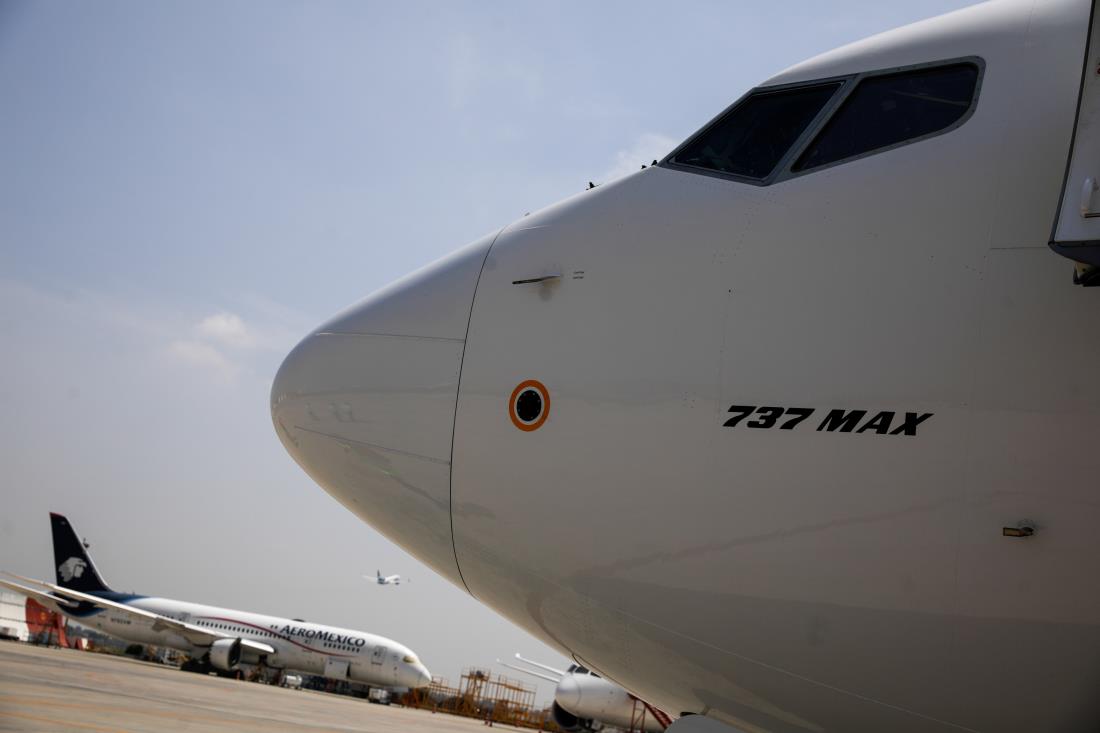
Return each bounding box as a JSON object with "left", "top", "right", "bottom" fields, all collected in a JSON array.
[
  {"left": 1, "top": 514, "right": 430, "bottom": 689},
  {"left": 272, "top": 0, "right": 1100, "bottom": 730}
]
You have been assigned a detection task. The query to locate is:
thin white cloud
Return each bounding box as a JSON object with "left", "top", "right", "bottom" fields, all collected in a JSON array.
[
  {"left": 0, "top": 279, "right": 298, "bottom": 386},
  {"left": 196, "top": 312, "right": 254, "bottom": 349},
  {"left": 236, "top": 293, "right": 315, "bottom": 352},
  {"left": 168, "top": 339, "right": 241, "bottom": 382},
  {"left": 0, "top": 278, "right": 167, "bottom": 343},
  {"left": 446, "top": 31, "right": 543, "bottom": 111},
  {"left": 600, "top": 132, "right": 679, "bottom": 184},
  {"left": 447, "top": 33, "right": 479, "bottom": 110}
]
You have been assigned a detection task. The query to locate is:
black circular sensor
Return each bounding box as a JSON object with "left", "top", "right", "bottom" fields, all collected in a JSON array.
[{"left": 515, "top": 389, "right": 543, "bottom": 422}]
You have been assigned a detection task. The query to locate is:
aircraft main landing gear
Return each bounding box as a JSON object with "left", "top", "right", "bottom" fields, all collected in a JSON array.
[{"left": 179, "top": 657, "right": 212, "bottom": 675}]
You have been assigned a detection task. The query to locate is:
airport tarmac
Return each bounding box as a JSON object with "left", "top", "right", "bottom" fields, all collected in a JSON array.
[{"left": 0, "top": 642, "right": 524, "bottom": 732}]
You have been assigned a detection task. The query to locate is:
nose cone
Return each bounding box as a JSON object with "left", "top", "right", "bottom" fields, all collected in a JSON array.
[
  {"left": 555, "top": 675, "right": 582, "bottom": 714},
  {"left": 271, "top": 232, "right": 496, "bottom": 587},
  {"left": 412, "top": 662, "right": 432, "bottom": 688}
]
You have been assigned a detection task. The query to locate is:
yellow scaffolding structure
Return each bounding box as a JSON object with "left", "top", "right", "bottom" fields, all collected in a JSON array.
[{"left": 403, "top": 668, "right": 556, "bottom": 730}]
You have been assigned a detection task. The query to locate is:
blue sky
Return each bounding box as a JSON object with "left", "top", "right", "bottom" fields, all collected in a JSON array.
[{"left": 0, "top": 0, "right": 975, "bottom": 703}]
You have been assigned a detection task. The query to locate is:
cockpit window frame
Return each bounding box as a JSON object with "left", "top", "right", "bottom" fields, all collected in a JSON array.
[
  {"left": 662, "top": 74, "right": 852, "bottom": 187},
  {"left": 661, "top": 56, "right": 985, "bottom": 187}
]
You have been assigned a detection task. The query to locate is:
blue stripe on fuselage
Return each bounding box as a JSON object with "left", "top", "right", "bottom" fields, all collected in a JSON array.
[{"left": 61, "top": 591, "right": 147, "bottom": 618}]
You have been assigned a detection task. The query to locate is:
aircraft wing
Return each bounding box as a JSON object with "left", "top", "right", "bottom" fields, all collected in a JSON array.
[
  {"left": 1, "top": 573, "right": 274, "bottom": 654},
  {"left": 498, "top": 659, "right": 560, "bottom": 683},
  {"left": 515, "top": 653, "right": 567, "bottom": 677}
]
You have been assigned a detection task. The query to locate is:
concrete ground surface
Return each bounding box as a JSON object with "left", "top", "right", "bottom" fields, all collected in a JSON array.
[{"left": 0, "top": 642, "right": 524, "bottom": 732}]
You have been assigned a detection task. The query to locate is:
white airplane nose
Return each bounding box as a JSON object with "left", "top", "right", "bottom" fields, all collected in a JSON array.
[
  {"left": 395, "top": 662, "right": 432, "bottom": 689},
  {"left": 271, "top": 231, "right": 497, "bottom": 588},
  {"left": 555, "top": 674, "right": 582, "bottom": 714},
  {"left": 414, "top": 663, "right": 432, "bottom": 688}
]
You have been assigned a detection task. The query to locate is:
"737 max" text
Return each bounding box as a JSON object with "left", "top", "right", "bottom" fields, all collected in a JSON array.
[{"left": 722, "top": 405, "right": 933, "bottom": 437}]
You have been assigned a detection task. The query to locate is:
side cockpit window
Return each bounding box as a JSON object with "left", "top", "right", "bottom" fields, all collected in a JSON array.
[
  {"left": 670, "top": 82, "right": 840, "bottom": 179},
  {"left": 792, "top": 63, "right": 979, "bottom": 171}
]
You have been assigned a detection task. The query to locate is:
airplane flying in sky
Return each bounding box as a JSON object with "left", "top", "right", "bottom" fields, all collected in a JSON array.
[
  {"left": 502, "top": 653, "right": 670, "bottom": 732},
  {"left": 271, "top": 0, "right": 1100, "bottom": 730},
  {"left": 0, "top": 514, "right": 431, "bottom": 689},
  {"left": 365, "top": 570, "right": 403, "bottom": 586}
]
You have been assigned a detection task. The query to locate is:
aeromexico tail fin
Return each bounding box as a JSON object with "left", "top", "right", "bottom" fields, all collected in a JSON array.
[{"left": 50, "top": 513, "right": 113, "bottom": 593}]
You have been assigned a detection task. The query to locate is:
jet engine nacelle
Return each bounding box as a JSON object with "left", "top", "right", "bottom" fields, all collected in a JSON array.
[{"left": 208, "top": 637, "right": 242, "bottom": 671}]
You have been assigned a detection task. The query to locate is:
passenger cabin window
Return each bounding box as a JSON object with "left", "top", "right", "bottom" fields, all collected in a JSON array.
[
  {"left": 671, "top": 82, "right": 840, "bottom": 179},
  {"left": 793, "top": 63, "right": 978, "bottom": 171}
]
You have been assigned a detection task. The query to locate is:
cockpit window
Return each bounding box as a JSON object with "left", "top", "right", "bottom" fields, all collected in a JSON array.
[
  {"left": 670, "top": 82, "right": 840, "bottom": 180},
  {"left": 792, "top": 63, "right": 978, "bottom": 171},
  {"left": 403, "top": 654, "right": 418, "bottom": 663}
]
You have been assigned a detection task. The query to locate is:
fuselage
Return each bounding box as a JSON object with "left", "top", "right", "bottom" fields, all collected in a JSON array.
[
  {"left": 272, "top": 0, "right": 1100, "bottom": 730},
  {"left": 67, "top": 593, "right": 430, "bottom": 688}
]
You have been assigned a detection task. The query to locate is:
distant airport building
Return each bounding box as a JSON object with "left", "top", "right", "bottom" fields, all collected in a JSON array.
[{"left": 0, "top": 590, "right": 29, "bottom": 641}]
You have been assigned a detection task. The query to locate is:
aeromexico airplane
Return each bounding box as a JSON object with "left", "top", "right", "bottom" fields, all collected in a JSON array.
[
  {"left": 271, "top": 0, "right": 1100, "bottom": 731},
  {"left": 0, "top": 514, "right": 431, "bottom": 689}
]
